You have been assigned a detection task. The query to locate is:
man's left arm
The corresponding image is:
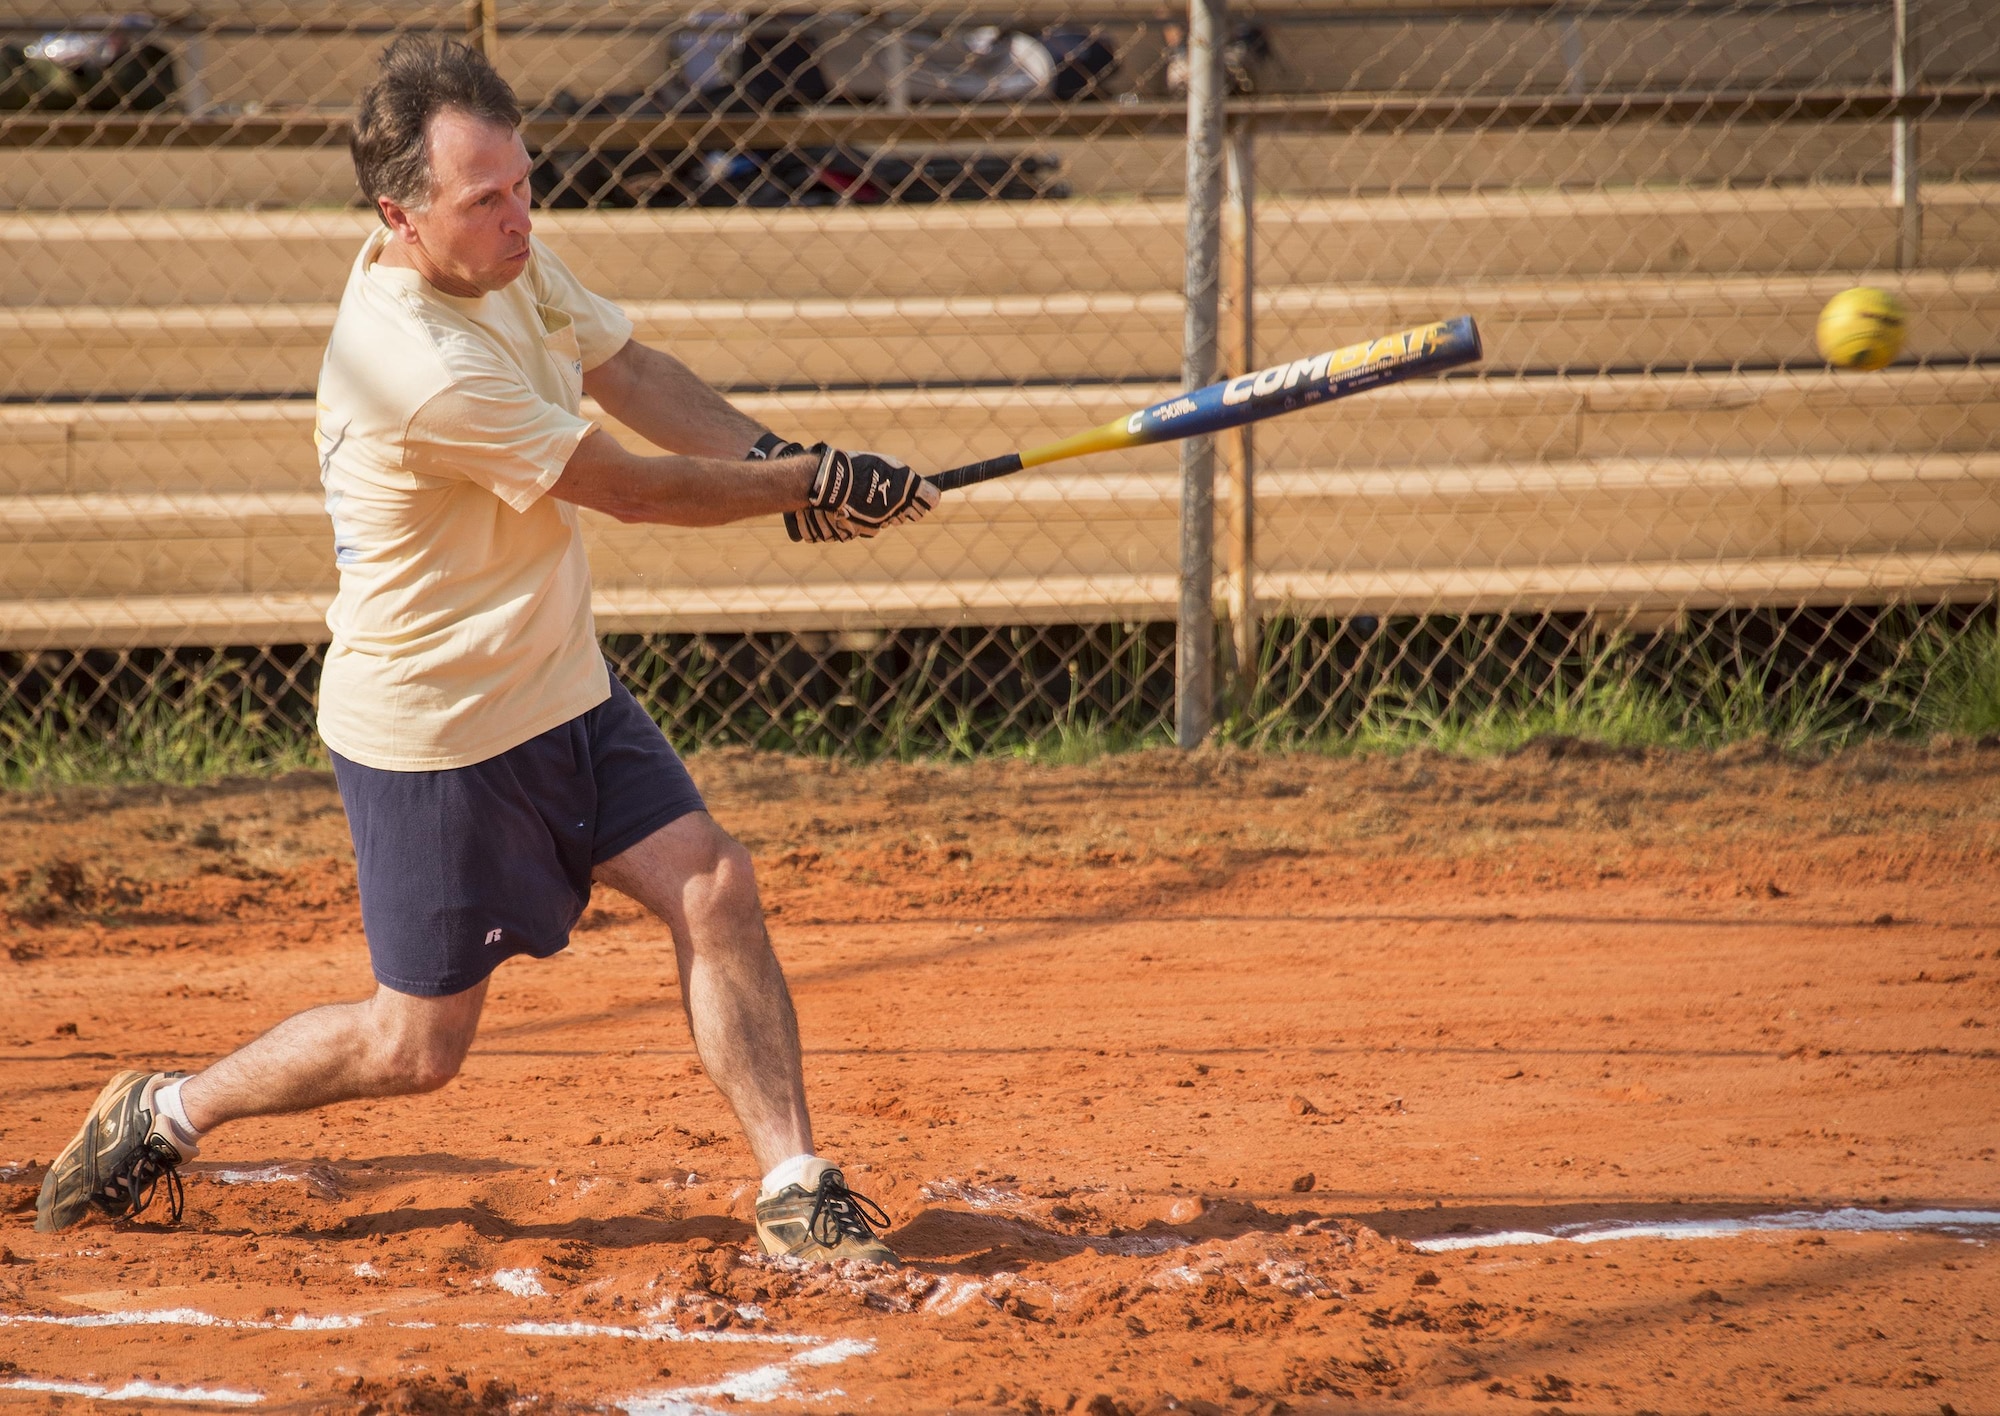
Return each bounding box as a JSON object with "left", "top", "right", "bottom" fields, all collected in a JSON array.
[
  {"left": 581, "top": 339, "right": 767, "bottom": 458},
  {"left": 577, "top": 338, "right": 936, "bottom": 543}
]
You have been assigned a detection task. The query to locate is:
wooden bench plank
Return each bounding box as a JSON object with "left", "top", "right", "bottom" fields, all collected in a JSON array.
[
  {"left": 7, "top": 271, "right": 1999, "bottom": 397},
  {"left": 3, "top": 453, "right": 1994, "bottom": 642},
  {"left": 9, "top": 185, "right": 1994, "bottom": 308},
  {"left": 8, "top": 122, "right": 1998, "bottom": 212},
  {"left": 7, "top": 550, "right": 1995, "bottom": 651},
  {"left": 6, "top": 368, "right": 1997, "bottom": 496}
]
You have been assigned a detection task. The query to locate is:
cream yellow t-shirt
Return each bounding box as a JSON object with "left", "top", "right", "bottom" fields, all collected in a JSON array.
[{"left": 312, "top": 229, "right": 634, "bottom": 770}]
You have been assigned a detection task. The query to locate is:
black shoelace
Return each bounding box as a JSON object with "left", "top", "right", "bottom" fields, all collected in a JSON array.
[
  {"left": 806, "top": 1170, "right": 891, "bottom": 1248},
  {"left": 95, "top": 1135, "right": 186, "bottom": 1226}
]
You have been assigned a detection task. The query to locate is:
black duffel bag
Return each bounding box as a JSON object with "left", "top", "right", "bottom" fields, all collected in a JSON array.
[{"left": 15, "top": 17, "right": 178, "bottom": 111}]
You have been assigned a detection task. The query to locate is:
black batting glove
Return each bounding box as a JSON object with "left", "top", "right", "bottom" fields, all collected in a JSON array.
[
  {"left": 747, "top": 431, "right": 806, "bottom": 462},
  {"left": 788, "top": 506, "right": 857, "bottom": 544},
  {"left": 787, "top": 446, "right": 940, "bottom": 543},
  {"left": 753, "top": 433, "right": 857, "bottom": 544}
]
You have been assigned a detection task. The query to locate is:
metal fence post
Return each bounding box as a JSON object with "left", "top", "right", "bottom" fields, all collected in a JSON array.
[
  {"left": 1178, "top": 0, "right": 1225, "bottom": 749},
  {"left": 1220, "top": 119, "right": 1257, "bottom": 702},
  {"left": 468, "top": 0, "right": 500, "bottom": 61},
  {"left": 1893, "top": 0, "right": 1921, "bottom": 269}
]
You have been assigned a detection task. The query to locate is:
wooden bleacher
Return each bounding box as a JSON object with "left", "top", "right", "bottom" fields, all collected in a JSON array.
[{"left": 2, "top": 2, "right": 1997, "bottom": 648}]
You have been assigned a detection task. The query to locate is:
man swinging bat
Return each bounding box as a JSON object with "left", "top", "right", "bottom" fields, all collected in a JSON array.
[{"left": 36, "top": 35, "right": 924, "bottom": 1262}]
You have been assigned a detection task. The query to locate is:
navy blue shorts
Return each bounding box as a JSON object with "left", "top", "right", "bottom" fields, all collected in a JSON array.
[{"left": 329, "top": 677, "right": 706, "bottom": 997}]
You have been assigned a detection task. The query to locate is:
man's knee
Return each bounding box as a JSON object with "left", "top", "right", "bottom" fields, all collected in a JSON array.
[
  {"left": 385, "top": 1040, "right": 465, "bottom": 1094},
  {"left": 681, "top": 821, "right": 762, "bottom": 933},
  {"left": 365, "top": 1028, "right": 467, "bottom": 1094},
  {"left": 364, "top": 987, "right": 479, "bottom": 1094},
  {"left": 597, "top": 812, "right": 765, "bottom": 942}
]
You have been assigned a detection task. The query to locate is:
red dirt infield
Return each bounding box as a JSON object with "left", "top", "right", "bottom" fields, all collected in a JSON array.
[{"left": 2, "top": 742, "right": 1997, "bottom": 1414}]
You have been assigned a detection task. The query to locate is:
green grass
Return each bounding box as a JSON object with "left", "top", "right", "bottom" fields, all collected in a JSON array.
[
  {"left": 1317, "top": 654, "right": 1846, "bottom": 757},
  {"left": 4, "top": 623, "right": 1996, "bottom": 787},
  {"left": 0, "top": 660, "right": 323, "bottom": 789},
  {"left": 1877, "top": 622, "right": 2000, "bottom": 738},
  {"left": 1012, "top": 716, "right": 1169, "bottom": 765},
  {"left": 1274, "top": 623, "right": 1999, "bottom": 760}
]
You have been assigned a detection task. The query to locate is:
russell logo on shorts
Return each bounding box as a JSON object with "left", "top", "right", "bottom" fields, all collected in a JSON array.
[{"left": 484, "top": 928, "right": 504, "bottom": 945}]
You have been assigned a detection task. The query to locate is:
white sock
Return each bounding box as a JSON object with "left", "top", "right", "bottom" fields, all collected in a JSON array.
[
  {"left": 759, "top": 1153, "right": 827, "bottom": 1197},
  {"left": 148, "top": 1078, "right": 203, "bottom": 1158}
]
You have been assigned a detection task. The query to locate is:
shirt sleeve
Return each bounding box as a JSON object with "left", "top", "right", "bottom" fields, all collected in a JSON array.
[
  {"left": 528, "top": 236, "right": 634, "bottom": 372},
  {"left": 403, "top": 364, "right": 594, "bottom": 513}
]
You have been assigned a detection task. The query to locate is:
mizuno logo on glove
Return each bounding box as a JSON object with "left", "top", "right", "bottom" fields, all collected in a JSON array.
[{"left": 785, "top": 446, "right": 942, "bottom": 544}]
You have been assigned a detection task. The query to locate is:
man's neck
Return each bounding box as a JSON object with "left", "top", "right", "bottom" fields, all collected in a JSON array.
[{"left": 375, "top": 234, "right": 483, "bottom": 299}]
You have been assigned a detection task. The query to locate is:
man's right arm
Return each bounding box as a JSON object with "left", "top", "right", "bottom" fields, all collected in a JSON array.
[
  {"left": 551, "top": 428, "right": 817, "bottom": 527},
  {"left": 551, "top": 430, "right": 940, "bottom": 538}
]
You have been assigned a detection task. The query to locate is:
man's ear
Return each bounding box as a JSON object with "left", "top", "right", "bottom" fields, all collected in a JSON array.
[{"left": 377, "top": 196, "right": 419, "bottom": 242}]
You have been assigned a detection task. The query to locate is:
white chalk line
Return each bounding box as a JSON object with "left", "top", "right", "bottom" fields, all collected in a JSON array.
[
  {"left": 0, "top": 1333, "right": 874, "bottom": 1412},
  {"left": 622, "top": 1338, "right": 875, "bottom": 1416},
  {"left": 0, "top": 1306, "right": 850, "bottom": 1413},
  {"left": 1414, "top": 1205, "right": 2000, "bottom": 1253},
  {"left": 0, "top": 1308, "right": 363, "bottom": 1332},
  {"left": 0, "top": 1306, "right": 815, "bottom": 1346},
  {"left": 0, "top": 1377, "right": 262, "bottom": 1406},
  {"left": 492, "top": 1319, "right": 806, "bottom": 1347},
  {"left": 207, "top": 1166, "right": 310, "bottom": 1186}
]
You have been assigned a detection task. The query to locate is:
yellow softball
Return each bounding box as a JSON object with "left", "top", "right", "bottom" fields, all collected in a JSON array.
[{"left": 1815, "top": 286, "right": 1907, "bottom": 370}]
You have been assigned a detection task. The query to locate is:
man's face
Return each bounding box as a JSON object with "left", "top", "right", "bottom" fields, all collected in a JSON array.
[{"left": 381, "top": 107, "right": 533, "bottom": 297}]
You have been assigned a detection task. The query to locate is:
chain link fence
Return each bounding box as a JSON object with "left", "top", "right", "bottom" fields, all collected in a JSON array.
[{"left": 2, "top": 1, "right": 1997, "bottom": 776}]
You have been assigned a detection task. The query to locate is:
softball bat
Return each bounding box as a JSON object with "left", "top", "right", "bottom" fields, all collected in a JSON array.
[{"left": 932, "top": 314, "right": 1483, "bottom": 493}]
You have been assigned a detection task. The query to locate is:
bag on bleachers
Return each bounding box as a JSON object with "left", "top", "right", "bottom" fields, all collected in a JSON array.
[
  {"left": 18, "top": 16, "right": 178, "bottom": 112},
  {"left": 0, "top": 43, "right": 41, "bottom": 110},
  {"left": 1040, "top": 27, "right": 1120, "bottom": 103},
  {"left": 672, "top": 15, "right": 1056, "bottom": 109},
  {"left": 814, "top": 25, "right": 1055, "bottom": 105}
]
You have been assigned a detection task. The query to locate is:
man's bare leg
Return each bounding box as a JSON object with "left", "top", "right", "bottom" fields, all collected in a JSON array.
[
  {"left": 176, "top": 981, "right": 488, "bottom": 1132},
  {"left": 593, "top": 811, "right": 812, "bottom": 1174},
  {"left": 35, "top": 981, "right": 487, "bottom": 1231}
]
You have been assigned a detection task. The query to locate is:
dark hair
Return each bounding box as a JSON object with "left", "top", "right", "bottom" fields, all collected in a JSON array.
[{"left": 350, "top": 35, "right": 521, "bottom": 218}]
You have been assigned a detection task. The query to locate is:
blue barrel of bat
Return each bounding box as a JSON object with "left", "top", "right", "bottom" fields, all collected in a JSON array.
[
  {"left": 935, "top": 315, "right": 1481, "bottom": 490},
  {"left": 1114, "top": 313, "right": 1483, "bottom": 451}
]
